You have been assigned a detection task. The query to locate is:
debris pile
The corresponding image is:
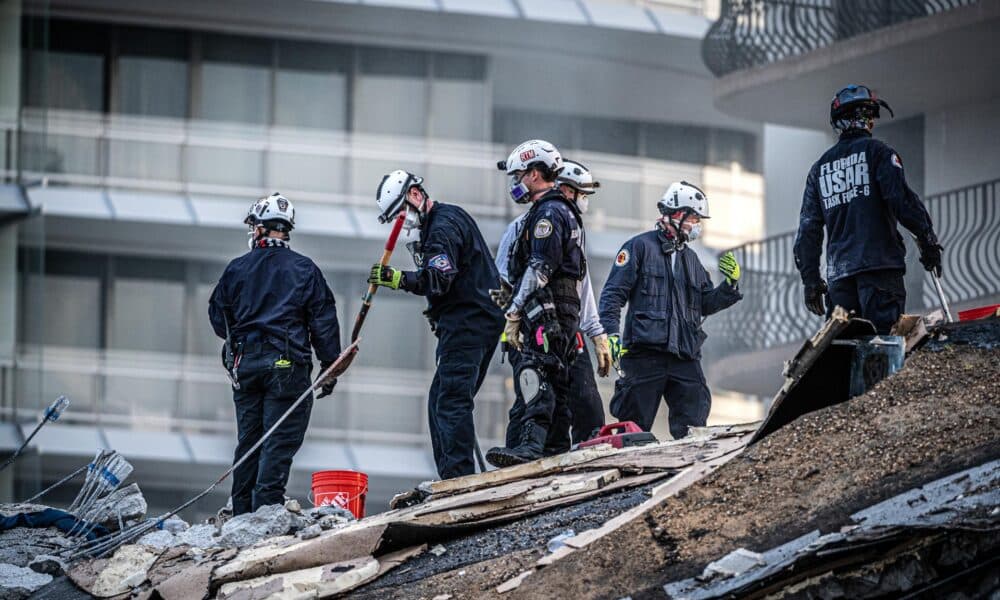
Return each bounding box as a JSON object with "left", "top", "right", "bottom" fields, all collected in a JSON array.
[{"left": 14, "top": 318, "right": 1000, "bottom": 599}]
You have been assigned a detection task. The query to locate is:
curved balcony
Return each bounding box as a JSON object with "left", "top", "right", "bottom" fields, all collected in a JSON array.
[
  {"left": 703, "top": 0, "right": 977, "bottom": 77},
  {"left": 703, "top": 177, "right": 1000, "bottom": 397}
]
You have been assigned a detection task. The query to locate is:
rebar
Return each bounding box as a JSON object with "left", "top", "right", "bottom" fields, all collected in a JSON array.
[{"left": 0, "top": 395, "right": 70, "bottom": 472}]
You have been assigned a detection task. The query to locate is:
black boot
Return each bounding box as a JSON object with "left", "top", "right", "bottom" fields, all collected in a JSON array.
[{"left": 486, "top": 421, "right": 548, "bottom": 468}]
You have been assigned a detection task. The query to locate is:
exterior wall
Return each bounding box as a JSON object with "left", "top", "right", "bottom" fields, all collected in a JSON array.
[
  {"left": 761, "top": 124, "right": 831, "bottom": 237},
  {"left": 924, "top": 96, "right": 1000, "bottom": 195}
]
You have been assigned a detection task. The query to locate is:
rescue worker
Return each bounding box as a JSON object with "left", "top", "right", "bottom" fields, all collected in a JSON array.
[
  {"left": 599, "top": 182, "right": 742, "bottom": 439},
  {"left": 794, "top": 84, "right": 943, "bottom": 334},
  {"left": 367, "top": 171, "right": 504, "bottom": 480},
  {"left": 486, "top": 140, "right": 587, "bottom": 467},
  {"left": 209, "top": 193, "right": 346, "bottom": 515},
  {"left": 493, "top": 159, "right": 610, "bottom": 451}
]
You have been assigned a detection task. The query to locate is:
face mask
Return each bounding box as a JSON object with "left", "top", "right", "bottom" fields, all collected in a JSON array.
[
  {"left": 686, "top": 222, "right": 702, "bottom": 242},
  {"left": 509, "top": 173, "right": 531, "bottom": 204},
  {"left": 576, "top": 194, "right": 589, "bottom": 214},
  {"left": 247, "top": 227, "right": 260, "bottom": 249},
  {"left": 402, "top": 205, "right": 422, "bottom": 231}
]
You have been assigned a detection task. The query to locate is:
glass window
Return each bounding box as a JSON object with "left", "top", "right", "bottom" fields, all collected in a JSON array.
[
  {"left": 20, "top": 132, "right": 100, "bottom": 175},
  {"left": 26, "top": 50, "right": 104, "bottom": 111},
  {"left": 199, "top": 34, "right": 272, "bottom": 124},
  {"left": 21, "top": 273, "right": 101, "bottom": 348},
  {"left": 268, "top": 152, "right": 346, "bottom": 194},
  {"left": 709, "top": 128, "right": 758, "bottom": 171},
  {"left": 492, "top": 109, "right": 577, "bottom": 150},
  {"left": 187, "top": 146, "right": 264, "bottom": 188},
  {"left": 109, "top": 140, "right": 182, "bottom": 181},
  {"left": 644, "top": 122, "right": 709, "bottom": 165},
  {"left": 193, "top": 283, "right": 223, "bottom": 357},
  {"left": 433, "top": 52, "right": 485, "bottom": 81},
  {"left": 351, "top": 158, "right": 426, "bottom": 197},
  {"left": 116, "top": 27, "right": 189, "bottom": 118},
  {"left": 110, "top": 278, "right": 185, "bottom": 353},
  {"left": 354, "top": 47, "right": 428, "bottom": 137},
  {"left": 580, "top": 117, "right": 639, "bottom": 156},
  {"left": 23, "top": 19, "right": 107, "bottom": 111},
  {"left": 275, "top": 40, "right": 350, "bottom": 130},
  {"left": 429, "top": 79, "right": 487, "bottom": 141}
]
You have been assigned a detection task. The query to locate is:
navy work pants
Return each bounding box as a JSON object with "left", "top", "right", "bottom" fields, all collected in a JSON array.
[
  {"left": 826, "top": 269, "right": 906, "bottom": 334},
  {"left": 609, "top": 350, "right": 710, "bottom": 440},
  {"left": 429, "top": 337, "right": 498, "bottom": 480},
  {"left": 231, "top": 352, "right": 313, "bottom": 515},
  {"left": 505, "top": 333, "right": 604, "bottom": 450}
]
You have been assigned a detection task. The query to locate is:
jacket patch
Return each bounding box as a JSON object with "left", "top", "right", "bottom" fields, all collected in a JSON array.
[
  {"left": 533, "top": 219, "right": 553, "bottom": 239},
  {"left": 427, "top": 253, "right": 456, "bottom": 273},
  {"left": 615, "top": 249, "right": 630, "bottom": 267},
  {"left": 891, "top": 153, "right": 903, "bottom": 169}
]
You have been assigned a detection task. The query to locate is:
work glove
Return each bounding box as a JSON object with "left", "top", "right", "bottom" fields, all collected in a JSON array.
[
  {"left": 489, "top": 280, "right": 513, "bottom": 309},
  {"left": 803, "top": 280, "right": 828, "bottom": 317},
  {"left": 608, "top": 334, "right": 625, "bottom": 365},
  {"left": 316, "top": 347, "right": 359, "bottom": 399},
  {"left": 718, "top": 251, "right": 741, "bottom": 286},
  {"left": 368, "top": 263, "right": 401, "bottom": 290},
  {"left": 917, "top": 235, "right": 944, "bottom": 277},
  {"left": 504, "top": 313, "right": 523, "bottom": 351},
  {"left": 591, "top": 334, "right": 611, "bottom": 378}
]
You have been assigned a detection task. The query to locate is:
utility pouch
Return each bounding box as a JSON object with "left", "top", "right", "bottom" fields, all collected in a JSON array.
[
  {"left": 222, "top": 341, "right": 242, "bottom": 390},
  {"left": 522, "top": 288, "right": 561, "bottom": 346}
]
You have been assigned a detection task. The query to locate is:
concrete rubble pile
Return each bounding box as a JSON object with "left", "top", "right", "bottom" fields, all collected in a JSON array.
[
  {"left": 23, "top": 424, "right": 755, "bottom": 599},
  {"left": 15, "top": 316, "right": 1000, "bottom": 599}
]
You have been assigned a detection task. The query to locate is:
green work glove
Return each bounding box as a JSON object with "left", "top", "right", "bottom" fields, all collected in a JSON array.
[
  {"left": 608, "top": 334, "right": 625, "bottom": 364},
  {"left": 718, "top": 251, "right": 741, "bottom": 286},
  {"left": 368, "top": 263, "right": 402, "bottom": 290}
]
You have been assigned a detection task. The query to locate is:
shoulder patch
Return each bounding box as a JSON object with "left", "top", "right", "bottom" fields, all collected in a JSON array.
[
  {"left": 533, "top": 218, "right": 553, "bottom": 239},
  {"left": 891, "top": 153, "right": 903, "bottom": 169},
  {"left": 427, "top": 253, "right": 456, "bottom": 274},
  {"left": 615, "top": 249, "right": 630, "bottom": 267}
]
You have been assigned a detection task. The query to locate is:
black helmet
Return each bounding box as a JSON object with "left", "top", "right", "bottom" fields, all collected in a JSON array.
[{"left": 830, "top": 85, "right": 894, "bottom": 128}]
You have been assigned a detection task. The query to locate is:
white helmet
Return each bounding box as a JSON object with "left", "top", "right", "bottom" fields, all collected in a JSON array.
[
  {"left": 376, "top": 170, "right": 424, "bottom": 224},
  {"left": 497, "top": 139, "right": 563, "bottom": 176},
  {"left": 557, "top": 160, "right": 600, "bottom": 194},
  {"left": 251, "top": 193, "right": 295, "bottom": 231},
  {"left": 658, "top": 181, "right": 710, "bottom": 219}
]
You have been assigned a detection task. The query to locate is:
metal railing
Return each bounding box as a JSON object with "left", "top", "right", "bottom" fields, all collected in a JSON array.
[
  {"left": 702, "top": 0, "right": 977, "bottom": 77},
  {"left": 704, "top": 178, "right": 1000, "bottom": 355}
]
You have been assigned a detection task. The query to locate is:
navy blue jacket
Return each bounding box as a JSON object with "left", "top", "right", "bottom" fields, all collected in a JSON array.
[
  {"left": 794, "top": 130, "right": 935, "bottom": 285},
  {"left": 599, "top": 230, "right": 741, "bottom": 360},
  {"left": 400, "top": 202, "right": 504, "bottom": 346},
  {"left": 508, "top": 189, "right": 586, "bottom": 285},
  {"left": 209, "top": 243, "right": 341, "bottom": 364}
]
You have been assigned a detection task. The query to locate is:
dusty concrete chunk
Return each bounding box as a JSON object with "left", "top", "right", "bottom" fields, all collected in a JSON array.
[
  {"left": 138, "top": 529, "right": 177, "bottom": 551},
  {"left": 284, "top": 498, "right": 302, "bottom": 514},
  {"left": 91, "top": 545, "right": 158, "bottom": 597},
  {"left": 700, "top": 548, "right": 766, "bottom": 580},
  {"left": 161, "top": 517, "right": 189, "bottom": 534},
  {"left": 92, "top": 483, "right": 148, "bottom": 530},
  {"left": 175, "top": 524, "right": 220, "bottom": 549},
  {"left": 0, "top": 528, "right": 73, "bottom": 567},
  {"left": 0, "top": 563, "right": 53, "bottom": 599},
  {"left": 298, "top": 524, "right": 322, "bottom": 540},
  {"left": 217, "top": 503, "right": 303, "bottom": 548}
]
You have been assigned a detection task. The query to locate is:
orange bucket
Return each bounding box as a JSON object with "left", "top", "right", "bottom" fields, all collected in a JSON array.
[{"left": 311, "top": 470, "right": 368, "bottom": 519}]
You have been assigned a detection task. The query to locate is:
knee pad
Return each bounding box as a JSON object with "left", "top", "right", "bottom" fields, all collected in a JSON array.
[{"left": 519, "top": 368, "right": 543, "bottom": 405}]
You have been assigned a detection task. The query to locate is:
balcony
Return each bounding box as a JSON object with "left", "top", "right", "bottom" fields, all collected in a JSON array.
[
  {"left": 703, "top": 177, "right": 1000, "bottom": 397},
  {"left": 701, "top": 0, "right": 999, "bottom": 129}
]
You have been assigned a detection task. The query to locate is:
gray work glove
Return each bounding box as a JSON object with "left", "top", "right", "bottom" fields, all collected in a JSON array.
[{"left": 489, "top": 280, "right": 513, "bottom": 309}]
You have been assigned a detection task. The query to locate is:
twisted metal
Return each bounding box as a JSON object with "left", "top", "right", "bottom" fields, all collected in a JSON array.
[
  {"left": 704, "top": 177, "right": 1000, "bottom": 356},
  {"left": 703, "top": 0, "right": 977, "bottom": 77}
]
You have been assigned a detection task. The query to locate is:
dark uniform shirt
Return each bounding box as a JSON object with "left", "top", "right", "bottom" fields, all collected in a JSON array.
[
  {"left": 508, "top": 188, "right": 586, "bottom": 287},
  {"left": 209, "top": 243, "right": 341, "bottom": 364},
  {"left": 399, "top": 202, "right": 504, "bottom": 347},
  {"left": 599, "top": 230, "right": 741, "bottom": 360},
  {"left": 794, "top": 129, "right": 935, "bottom": 286}
]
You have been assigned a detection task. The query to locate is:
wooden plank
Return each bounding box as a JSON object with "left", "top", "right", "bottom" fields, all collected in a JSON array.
[
  {"left": 567, "top": 434, "right": 751, "bottom": 473},
  {"left": 417, "top": 445, "right": 621, "bottom": 497},
  {"left": 412, "top": 470, "right": 621, "bottom": 527}
]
